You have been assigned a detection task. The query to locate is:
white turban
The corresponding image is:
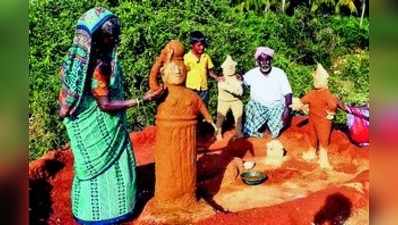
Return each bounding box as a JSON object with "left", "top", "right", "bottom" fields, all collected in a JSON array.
[{"left": 255, "top": 46, "right": 274, "bottom": 59}]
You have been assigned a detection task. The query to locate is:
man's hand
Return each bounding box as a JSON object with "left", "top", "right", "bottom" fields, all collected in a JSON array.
[
  {"left": 216, "top": 76, "right": 225, "bottom": 82},
  {"left": 235, "top": 74, "right": 243, "bottom": 81},
  {"left": 209, "top": 69, "right": 224, "bottom": 82},
  {"left": 283, "top": 93, "right": 293, "bottom": 127}
]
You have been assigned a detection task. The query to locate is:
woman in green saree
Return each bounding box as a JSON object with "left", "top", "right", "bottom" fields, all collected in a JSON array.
[{"left": 58, "top": 7, "right": 162, "bottom": 225}]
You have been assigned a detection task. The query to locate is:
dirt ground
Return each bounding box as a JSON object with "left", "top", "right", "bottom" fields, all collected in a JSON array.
[{"left": 29, "top": 116, "right": 369, "bottom": 225}]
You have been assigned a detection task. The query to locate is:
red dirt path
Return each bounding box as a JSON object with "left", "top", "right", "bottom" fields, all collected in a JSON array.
[{"left": 29, "top": 116, "right": 369, "bottom": 225}]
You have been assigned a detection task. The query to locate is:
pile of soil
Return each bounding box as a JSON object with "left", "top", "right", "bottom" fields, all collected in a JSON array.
[
  {"left": 29, "top": 116, "right": 369, "bottom": 225},
  {"left": 197, "top": 185, "right": 368, "bottom": 225}
]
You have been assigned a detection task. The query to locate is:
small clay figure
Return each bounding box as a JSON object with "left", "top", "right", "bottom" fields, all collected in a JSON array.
[
  {"left": 263, "top": 139, "right": 287, "bottom": 167},
  {"left": 216, "top": 55, "right": 244, "bottom": 140},
  {"left": 290, "top": 64, "right": 346, "bottom": 169},
  {"left": 149, "top": 40, "right": 216, "bottom": 210}
]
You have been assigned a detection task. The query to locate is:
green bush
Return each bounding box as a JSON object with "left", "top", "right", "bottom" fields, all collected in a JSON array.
[{"left": 29, "top": 0, "right": 369, "bottom": 160}]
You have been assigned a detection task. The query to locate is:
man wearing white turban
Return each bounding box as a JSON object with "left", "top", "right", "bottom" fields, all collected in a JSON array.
[{"left": 243, "top": 46, "right": 293, "bottom": 139}]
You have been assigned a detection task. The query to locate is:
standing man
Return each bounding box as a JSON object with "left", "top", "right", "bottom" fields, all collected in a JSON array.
[{"left": 243, "top": 46, "right": 293, "bottom": 139}]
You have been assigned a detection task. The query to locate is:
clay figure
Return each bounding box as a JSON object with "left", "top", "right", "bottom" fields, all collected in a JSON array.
[
  {"left": 290, "top": 64, "right": 346, "bottom": 169},
  {"left": 263, "top": 139, "right": 287, "bottom": 167},
  {"left": 148, "top": 40, "right": 216, "bottom": 209}
]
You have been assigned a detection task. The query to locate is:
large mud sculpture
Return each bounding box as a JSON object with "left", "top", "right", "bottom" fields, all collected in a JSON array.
[{"left": 148, "top": 40, "right": 215, "bottom": 211}]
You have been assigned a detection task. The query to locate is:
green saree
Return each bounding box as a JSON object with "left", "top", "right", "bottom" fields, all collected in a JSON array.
[{"left": 59, "top": 8, "right": 136, "bottom": 224}]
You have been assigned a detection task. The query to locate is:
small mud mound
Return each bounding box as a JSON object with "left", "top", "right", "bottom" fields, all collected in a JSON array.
[
  {"left": 195, "top": 187, "right": 368, "bottom": 225},
  {"left": 28, "top": 127, "right": 158, "bottom": 225},
  {"left": 29, "top": 116, "right": 369, "bottom": 225}
]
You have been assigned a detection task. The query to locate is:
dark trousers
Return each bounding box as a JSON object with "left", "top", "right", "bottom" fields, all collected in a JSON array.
[{"left": 194, "top": 89, "right": 209, "bottom": 105}]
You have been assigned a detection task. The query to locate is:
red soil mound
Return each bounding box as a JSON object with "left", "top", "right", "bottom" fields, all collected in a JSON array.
[
  {"left": 195, "top": 186, "right": 367, "bottom": 225},
  {"left": 29, "top": 126, "right": 159, "bottom": 225},
  {"left": 29, "top": 116, "right": 369, "bottom": 225}
]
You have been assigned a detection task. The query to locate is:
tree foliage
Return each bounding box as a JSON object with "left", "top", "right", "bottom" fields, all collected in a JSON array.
[{"left": 29, "top": 0, "right": 369, "bottom": 160}]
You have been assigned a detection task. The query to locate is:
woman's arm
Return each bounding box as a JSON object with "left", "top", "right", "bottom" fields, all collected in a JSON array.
[
  {"left": 96, "top": 88, "right": 163, "bottom": 112},
  {"left": 93, "top": 62, "right": 163, "bottom": 112},
  {"left": 96, "top": 97, "right": 138, "bottom": 112}
]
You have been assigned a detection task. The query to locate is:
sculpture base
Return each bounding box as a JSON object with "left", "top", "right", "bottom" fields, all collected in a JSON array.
[{"left": 136, "top": 198, "right": 215, "bottom": 225}]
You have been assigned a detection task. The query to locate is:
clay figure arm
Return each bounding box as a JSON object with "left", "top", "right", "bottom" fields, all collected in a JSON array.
[
  {"left": 299, "top": 92, "right": 312, "bottom": 114},
  {"left": 219, "top": 79, "right": 243, "bottom": 96},
  {"left": 300, "top": 93, "right": 310, "bottom": 105},
  {"left": 325, "top": 95, "right": 347, "bottom": 120},
  {"left": 325, "top": 96, "right": 343, "bottom": 120},
  {"left": 149, "top": 57, "right": 164, "bottom": 91},
  {"left": 199, "top": 100, "right": 214, "bottom": 124},
  {"left": 198, "top": 97, "right": 217, "bottom": 131},
  {"left": 233, "top": 84, "right": 244, "bottom": 96},
  {"left": 303, "top": 90, "right": 312, "bottom": 103},
  {"left": 228, "top": 79, "right": 243, "bottom": 96}
]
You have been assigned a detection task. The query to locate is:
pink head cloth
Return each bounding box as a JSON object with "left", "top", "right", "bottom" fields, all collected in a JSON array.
[{"left": 255, "top": 46, "right": 275, "bottom": 59}]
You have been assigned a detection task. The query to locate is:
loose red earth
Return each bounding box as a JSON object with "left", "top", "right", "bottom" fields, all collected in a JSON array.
[{"left": 29, "top": 116, "right": 369, "bottom": 225}]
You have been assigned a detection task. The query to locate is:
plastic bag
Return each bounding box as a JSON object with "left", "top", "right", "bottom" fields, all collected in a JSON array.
[{"left": 346, "top": 105, "right": 369, "bottom": 147}]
